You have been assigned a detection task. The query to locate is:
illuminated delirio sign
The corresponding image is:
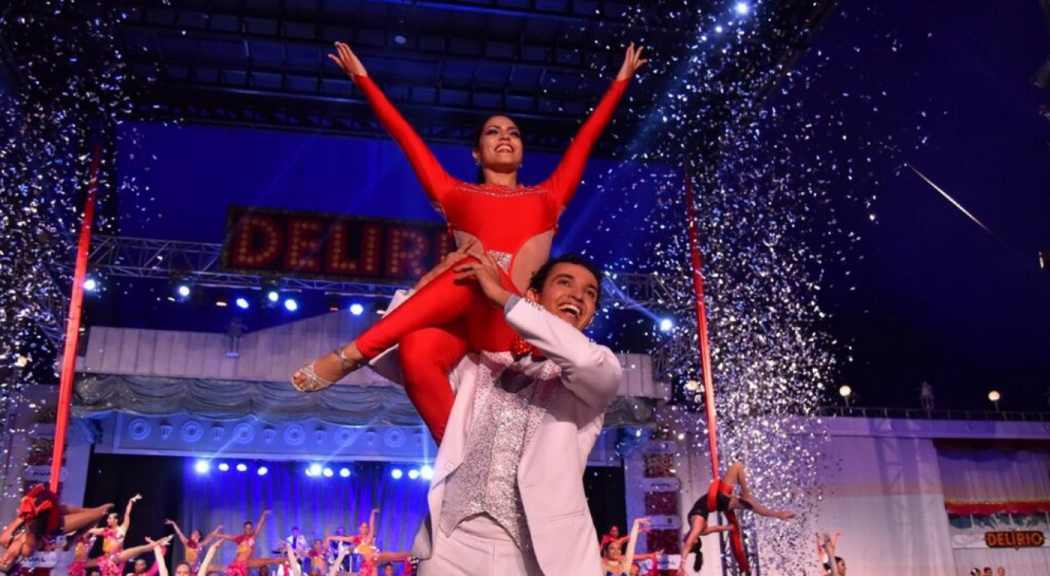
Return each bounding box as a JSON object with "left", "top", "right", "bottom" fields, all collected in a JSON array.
[
  {"left": 984, "top": 531, "right": 1045, "bottom": 549},
  {"left": 222, "top": 207, "right": 453, "bottom": 283}
]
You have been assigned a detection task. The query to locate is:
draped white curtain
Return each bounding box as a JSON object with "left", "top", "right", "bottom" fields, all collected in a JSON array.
[{"left": 937, "top": 445, "right": 1050, "bottom": 504}]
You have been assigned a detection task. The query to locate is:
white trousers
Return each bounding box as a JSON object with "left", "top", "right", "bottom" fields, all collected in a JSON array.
[{"left": 418, "top": 514, "right": 543, "bottom": 576}]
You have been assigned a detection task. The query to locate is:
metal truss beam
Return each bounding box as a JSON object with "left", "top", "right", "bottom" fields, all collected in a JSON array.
[{"left": 85, "top": 235, "right": 678, "bottom": 306}]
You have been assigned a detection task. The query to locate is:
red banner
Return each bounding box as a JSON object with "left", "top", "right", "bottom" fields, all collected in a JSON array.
[{"left": 222, "top": 207, "right": 453, "bottom": 283}]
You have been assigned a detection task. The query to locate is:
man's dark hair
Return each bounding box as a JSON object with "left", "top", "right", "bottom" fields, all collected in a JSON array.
[{"left": 527, "top": 254, "right": 603, "bottom": 306}]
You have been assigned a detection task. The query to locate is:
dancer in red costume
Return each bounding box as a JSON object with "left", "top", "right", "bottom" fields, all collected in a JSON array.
[
  {"left": 326, "top": 509, "right": 413, "bottom": 576},
  {"left": 165, "top": 520, "right": 221, "bottom": 573},
  {"left": 0, "top": 485, "right": 113, "bottom": 574},
  {"left": 212, "top": 511, "right": 273, "bottom": 576},
  {"left": 291, "top": 40, "right": 647, "bottom": 444},
  {"left": 87, "top": 494, "right": 142, "bottom": 576},
  {"left": 677, "top": 461, "right": 794, "bottom": 576}
]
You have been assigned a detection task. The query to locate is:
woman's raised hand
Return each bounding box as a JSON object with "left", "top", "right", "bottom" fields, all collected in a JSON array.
[
  {"left": 616, "top": 42, "right": 648, "bottom": 81},
  {"left": 328, "top": 41, "right": 368, "bottom": 78}
]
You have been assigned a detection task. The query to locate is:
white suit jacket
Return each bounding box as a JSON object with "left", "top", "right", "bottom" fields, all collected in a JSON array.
[{"left": 372, "top": 295, "right": 623, "bottom": 576}]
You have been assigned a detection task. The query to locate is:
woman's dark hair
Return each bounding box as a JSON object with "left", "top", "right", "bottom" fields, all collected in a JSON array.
[
  {"left": 471, "top": 114, "right": 522, "bottom": 184},
  {"left": 690, "top": 539, "right": 703, "bottom": 572},
  {"left": 175, "top": 563, "right": 192, "bottom": 573},
  {"left": 527, "top": 254, "right": 604, "bottom": 306}
]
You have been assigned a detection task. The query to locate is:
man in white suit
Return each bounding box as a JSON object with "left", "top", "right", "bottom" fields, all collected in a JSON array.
[{"left": 378, "top": 251, "right": 622, "bottom": 576}]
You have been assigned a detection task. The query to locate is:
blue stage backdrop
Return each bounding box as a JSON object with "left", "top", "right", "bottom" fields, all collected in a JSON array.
[{"left": 179, "top": 459, "right": 430, "bottom": 563}]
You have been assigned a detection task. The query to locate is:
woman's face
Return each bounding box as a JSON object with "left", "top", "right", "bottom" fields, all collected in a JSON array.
[
  {"left": 175, "top": 564, "right": 191, "bottom": 576},
  {"left": 107, "top": 514, "right": 118, "bottom": 528},
  {"left": 190, "top": 530, "right": 202, "bottom": 541},
  {"left": 358, "top": 523, "right": 369, "bottom": 536},
  {"left": 609, "top": 526, "right": 620, "bottom": 538},
  {"left": 473, "top": 115, "right": 523, "bottom": 174}
]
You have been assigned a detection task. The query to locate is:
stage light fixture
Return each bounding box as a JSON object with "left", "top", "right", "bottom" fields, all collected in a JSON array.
[
  {"left": 235, "top": 297, "right": 250, "bottom": 309},
  {"left": 420, "top": 465, "right": 434, "bottom": 480},
  {"left": 339, "top": 468, "right": 351, "bottom": 478},
  {"left": 349, "top": 303, "right": 365, "bottom": 316},
  {"left": 735, "top": 2, "right": 750, "bottom": 15},
  {"left": 408, "top": 469, "right": 420, "bottom": 480},
  {"left": 391, "top": 468, "right": 404, "bottom": 480},
  {"left": 323, "top": 467, "right": 334, "bottom": 478},
  {"left": 194, "top": 460, "right": 210, "bottom": 474},
  {"left": 988, "top": 390, "right": 1001, "bottom": 411},
  {"left": 267, "top": 290, "right": 280, "bottom": 303},
  {"left": 284, "top": 298, "right": 299, "bottom": 312},
  {"left": 236, "top": 463, "right": 248, "bottom": 472},
  {"left": 308, "top": 463, "right": 323, "bottom": 477},
  {"left": 659, "top": 318, "right": 674, "bottom": 332},
  {"left": 217, "top": 462, "right": 230, "bottom": 472},
  {"left": 257, "top": 466, "right": 269, "bottom": 476},
  {"left": 83, "top": 277, "right": 99, "bottom": 292}
]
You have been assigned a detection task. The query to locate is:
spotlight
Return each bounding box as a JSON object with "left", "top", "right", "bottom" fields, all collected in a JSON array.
[
  {"left": 735, "top": 2, "right": 750, "bottom": 15},
  {"left": 236, "top": 463, "right": 248, "bottom": 472},
  {"left": 420, "top": 465, "right": 434, "bottom": 480},
  {"left": 284, "top": 298, "right": 299, "bottom": 312},
  {"left": 235, "top": 297, "right": 250, "bottom": 310},
  {"left": 257, "top": 466, "right": 269, "bottom": 476},
  {"left": 391, "top": 468, "right": 403, "bottom": 480},
  {"left": 339, "top": 468, "right": 351, "bottom": 478},
  {"left": 262, "top": 280, "right": 281, "bottom": 308},
  {"left": 308, "top": 463, "right": 322, "bottom": 477},
  {"left": 408, "top": 469, "right": 420, "bottom": 480},
  {"left": 659, "top": 318, "right": 674, "bottom": 332},
  {"left": 349, "top": 303, "right": 365, "bottom": 316},
  {"left": 322, "top": 467, "right": 334, "bottom": 478},
  {"left": 394, "top": 34, "right": 407, "bottom": 45},
  {"left": 83, "top": 277, "right": 99, "bottom": 292},
  {"left": 217, "top": 462, "right": 230, "bottom": 472},
  {"left": 684, "top": 380, "right": 700, "bottom": 392},
  {"left": 194, "top": 460, "right": 210, "bottom": 474},
  {"left": 267, "top": 290, "right": 280, "bottom": 304}
]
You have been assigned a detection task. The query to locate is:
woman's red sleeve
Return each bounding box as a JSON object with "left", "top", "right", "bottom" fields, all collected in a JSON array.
[
  {"left": 353, "top": 74, "right": 455, "bottom": 204},
  {"left": 545, "top": 78, "right": 630, "bottom": 207}
]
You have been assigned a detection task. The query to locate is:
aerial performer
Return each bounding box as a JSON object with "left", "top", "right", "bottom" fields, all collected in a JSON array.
[
  {"left": 677, "top": 461, "right": 795, "bottom": 576},
  {"left": 291, "top": 40, "right": 647, "bottom": 444},
  {"left": 0, "top": 485, "right": 113, "bottom": 574}
]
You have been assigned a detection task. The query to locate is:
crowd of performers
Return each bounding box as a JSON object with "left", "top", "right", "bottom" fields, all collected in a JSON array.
[{"left": 0, "top": 492, "right": 416, "bottom": 576}]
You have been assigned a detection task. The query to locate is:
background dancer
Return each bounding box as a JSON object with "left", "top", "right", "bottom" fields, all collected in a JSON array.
[
  {"left": 92, "top": 536, "right": 173, "bottom": 576},
  {"left": 818, "top": 533, "right": 845, "bottom": 576},
  {"left": 0, "top": 486, "right": 113, "bottom": 574},
  {"left": 212, "top": 511, "right": 274, "bottom": 576},
  {"left": 678, "top": 461, "right": 794, "bottom": 576},
  {"left": 165, "top": 520, "right": 221, "bottom": 572},
  {"left": 601, "top": 518, "right": 662, "bottom": 576},
  {"left": 326, "top": 509, "right": 378, "bottom": 576},
  {"left": 94, "top": 493, "right": 143, "bottom": 575},
  {"left": 292, "top": 40, "right": 646, "bottom": 446}
]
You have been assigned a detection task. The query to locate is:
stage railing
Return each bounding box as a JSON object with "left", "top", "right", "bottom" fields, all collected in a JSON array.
[{"left": 816, "top": 405, "right": 1050, "bottom": 422}]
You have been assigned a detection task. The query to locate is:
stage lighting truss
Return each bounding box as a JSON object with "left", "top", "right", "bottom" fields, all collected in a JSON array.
[{"left": 79, "top": 235, "right": 680, "bottom": 310}]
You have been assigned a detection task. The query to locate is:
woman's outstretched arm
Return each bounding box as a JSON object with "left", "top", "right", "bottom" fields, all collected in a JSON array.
[
  {"left": 120, "top": 494, "right": 143, "bottom": 535},
  {"left": 328, "top": 42, "right": 455, "bottom": 205},
  {"left": 546, "top": 43, "right": 647, "bottom": 207}
]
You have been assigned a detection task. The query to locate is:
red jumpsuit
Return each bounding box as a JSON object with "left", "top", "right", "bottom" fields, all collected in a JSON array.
[{"left": 351, "top": 73, "right": 628, "bottom": 443}]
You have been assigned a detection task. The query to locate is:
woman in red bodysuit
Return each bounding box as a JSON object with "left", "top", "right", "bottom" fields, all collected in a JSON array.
[{"left": 292, "top": 41, "right": 647, "bottom": 444}]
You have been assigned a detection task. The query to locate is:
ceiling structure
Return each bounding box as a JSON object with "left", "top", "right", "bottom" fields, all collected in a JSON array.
[{"left": 100, "top": 0, "right": 836, "bottom": 155}]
